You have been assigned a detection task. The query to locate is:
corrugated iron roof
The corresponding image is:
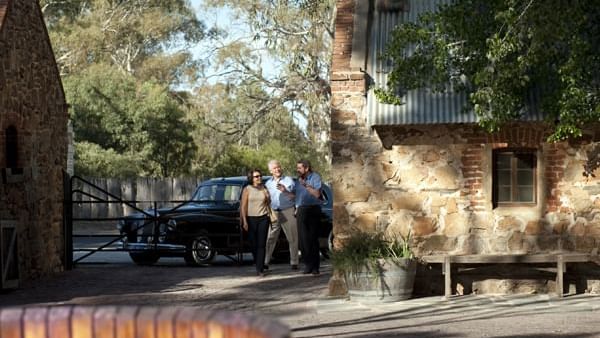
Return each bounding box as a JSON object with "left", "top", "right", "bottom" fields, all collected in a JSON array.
[{"left": 366, "top": 0, "right": 545, "bottom": 126}]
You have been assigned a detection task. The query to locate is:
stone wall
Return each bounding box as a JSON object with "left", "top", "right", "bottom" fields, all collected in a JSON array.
[
  {"left": 370, "top": 125, "right": 600, "bottom": 256},
  {"left": 330, "top": 0, "right": 600, "bottom": 295},
  {"left": 0, "top": 0, "right": 68, "bottom": 281}
]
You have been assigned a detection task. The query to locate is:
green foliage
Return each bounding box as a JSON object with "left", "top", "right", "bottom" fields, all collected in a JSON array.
[
  {"left": 42, "top": 0, "right": 205, "bottom": 177},
  {"left": 331, "top": 230, "right": 413, "bottom": 275},
  {"left": 189, "top": 83, "right": 331, "bottom": 181},
  {"left": 192, "top": 139, "right": 329, "bottom": 180},
  {"left": 211, "top": 144, "right": 269, "bottom": 177},
  {"left": 43, "top": 0, "right": 332, "bottom": 179},
  {"left": 41, "top": 0, "right": 208, "bottom": 80},
  {"left": 200, "top": 0, "right": 334, "bottom": 167},
  {"left": 376, "top": 0, "right": 600, "bottom": 141},
  {"left": 74, "top": 142, "right": 141, "bottom": 178},
  {"left": 65, "top": 64, "right": 196, "bottom": 177}
]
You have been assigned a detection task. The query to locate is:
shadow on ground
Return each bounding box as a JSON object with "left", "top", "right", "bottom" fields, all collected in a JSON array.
[{"left": 3, "top": 258, "right": 600, "bottom": 338}]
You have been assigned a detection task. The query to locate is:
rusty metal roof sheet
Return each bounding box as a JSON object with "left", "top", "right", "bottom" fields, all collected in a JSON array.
[{"left": 366, "top": 0, "right": 545, "bottom": 126}]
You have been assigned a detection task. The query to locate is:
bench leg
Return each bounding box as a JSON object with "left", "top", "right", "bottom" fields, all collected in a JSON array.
[
  {"left": 444, "top": 256, "right": 451, "bottom": 298},
  {"left": 557, "top": 255, "right": 564, "bottom": 298}
]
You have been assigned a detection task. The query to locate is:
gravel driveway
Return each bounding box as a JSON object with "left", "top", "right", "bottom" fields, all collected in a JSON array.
[{"left": 3, "top": 258, "right": 600, "bottom": 338}]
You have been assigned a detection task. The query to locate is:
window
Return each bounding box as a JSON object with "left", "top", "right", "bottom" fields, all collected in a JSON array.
[
  {"left": 223, "top": 185, "right": 242, "bottom": 202},
  {"left": 493, "top": 149, "right": 536, "bottom": 205},
  {"left": 5, "top": 126, "right": 18, "bottom": 169},
  {"left": 193, "top": 185, "right": 217, "bottom": 201},
  {"left": 320, "top": 189, "right": 329, "bottom": 204},
  {"left": 192, "top": 184, "right": 242, "bottom": 202}
]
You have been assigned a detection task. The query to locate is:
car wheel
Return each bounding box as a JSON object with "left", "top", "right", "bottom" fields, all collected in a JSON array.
[
  {"left": 271, "top": 250, "right": 291, "bottom": 263},
  {"left": 185, "top": 236, "right": 216, "bottom": 266},
  {"left": 129, "top": 252, "right": 160, "bottom": 265},
  {"left": 320, "top": 230, "right": 334, "bottom": 259}
]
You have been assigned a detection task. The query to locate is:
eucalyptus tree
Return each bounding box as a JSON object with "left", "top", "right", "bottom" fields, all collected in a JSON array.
[
  {"left": 200, "top": 0, "right": 335, "bottom": 165},
  {"left": 189, "top": 82, "right": 328, "bottom": 179},
  {"left": 375, "top": 0, "right": 600, "bottom": 142},
  {"left": 42, "top": 0, "right": 208, "bottom": 80},
  {"left": 41, "top": 0, "right": 210, "bottom": 177}
]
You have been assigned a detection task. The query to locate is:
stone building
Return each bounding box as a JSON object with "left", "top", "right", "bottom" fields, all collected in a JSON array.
[
  {"left": 330, "top": 0, "right": 600, "bottom": 295},
  {"left": 0, "top": 0, "right": 68, "bottom": 286}
]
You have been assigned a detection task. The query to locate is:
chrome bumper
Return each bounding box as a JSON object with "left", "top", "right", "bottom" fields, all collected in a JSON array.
[{"left": 122, "top": 241, "right": 186, "bottom": 252}]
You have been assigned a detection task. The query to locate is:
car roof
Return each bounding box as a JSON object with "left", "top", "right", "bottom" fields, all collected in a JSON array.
[
  {"left": 198, "top": 175, "right": 332, "bottom": 200},
  {"left": 200, "top": 176, "right": 273, "bottom": 185}
]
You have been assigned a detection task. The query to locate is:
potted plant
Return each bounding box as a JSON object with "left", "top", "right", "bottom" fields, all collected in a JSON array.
[{"left": 331, "top": 229, "right": 416, "bottom": 302}]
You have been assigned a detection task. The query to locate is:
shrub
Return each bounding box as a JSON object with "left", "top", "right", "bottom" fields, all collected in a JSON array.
[{"left": 331, "top": 229, "right": 413, "bottom": 274}]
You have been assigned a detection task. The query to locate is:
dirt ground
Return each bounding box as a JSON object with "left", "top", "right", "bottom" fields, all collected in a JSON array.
[{"left": 3, "top": 259, "right": 600, "bottom": 338}]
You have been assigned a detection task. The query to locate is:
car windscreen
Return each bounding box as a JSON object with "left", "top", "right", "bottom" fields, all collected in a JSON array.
[{"left": 191, "top": 184, "right": 242, "bottom": 203}]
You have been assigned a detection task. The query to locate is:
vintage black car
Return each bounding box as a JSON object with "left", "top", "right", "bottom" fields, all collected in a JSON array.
[{"left": 117, "top": 176, "right": 333, "bottom": 266}]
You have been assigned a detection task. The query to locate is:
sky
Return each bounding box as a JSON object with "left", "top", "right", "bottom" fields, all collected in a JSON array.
[
  {"left": 187, "top": 1, "right": 307, "bottom": 131},
  {"left": 188, "top": 0, "right": 281, "bottom": 84}
]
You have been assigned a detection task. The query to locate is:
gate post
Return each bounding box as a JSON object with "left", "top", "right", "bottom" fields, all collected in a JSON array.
[{"left": 63, "top": 171, "right": 73, "bottom": 270}]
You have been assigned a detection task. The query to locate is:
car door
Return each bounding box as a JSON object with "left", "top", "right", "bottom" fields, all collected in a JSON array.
[{"left": 319, "top": 184, "right": 333, "bottom": 240}]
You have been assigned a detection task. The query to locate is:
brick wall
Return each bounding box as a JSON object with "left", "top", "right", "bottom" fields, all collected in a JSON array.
[
  {"left": 458, "top": 125, "right": 571, "bottom": 213},
  {"left": 460, "top": 144, "right": 485, "bottom": 212},
  {"left": 544, "top": 142, "right": 567, "bottom": 212},
  {"left": 461, "top": 125, "right": 560, "bottom": 212},
  {"left": 331, "top": 0, "right": 354, "bottom": 73},
  {"left": 0, "top": 0, "right": 68, "bottom": 281},
  {"left": 330, "top": 0, "right": 365, "bottom": 296}
]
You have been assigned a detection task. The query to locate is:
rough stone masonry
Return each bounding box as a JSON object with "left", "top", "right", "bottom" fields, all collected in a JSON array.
[
  {"left": 0, "top": 0, "right": 68, "bottom": 283},
  {"left": 329, "top": 0, "right": 600, "bottom": 296}
]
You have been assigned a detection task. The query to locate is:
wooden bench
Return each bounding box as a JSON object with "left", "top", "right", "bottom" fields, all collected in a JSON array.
[{"left": 421, "top": 253, "right": 595, "bottom": 298}]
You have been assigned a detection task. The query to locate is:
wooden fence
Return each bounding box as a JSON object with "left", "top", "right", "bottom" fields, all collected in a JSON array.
[{"left": 71, "top": 177, "right": 204, "bottom": 219}]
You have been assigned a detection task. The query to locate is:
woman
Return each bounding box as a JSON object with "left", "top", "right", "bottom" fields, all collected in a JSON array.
[{"left": 240, "top": 168, "right": 271, "bottom": 277}]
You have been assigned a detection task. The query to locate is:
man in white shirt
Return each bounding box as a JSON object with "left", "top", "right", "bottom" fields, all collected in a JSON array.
[{"left": 264, "top": 159, "right": 298, "bottom": 270}]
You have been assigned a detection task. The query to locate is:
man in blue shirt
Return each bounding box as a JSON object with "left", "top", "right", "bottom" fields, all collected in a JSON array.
[
  {"left": 264, "top": 160, "right": 298, "bottom": 270},
  {"left": 295, "top": 159, "right": 323, "bottom": 275}
]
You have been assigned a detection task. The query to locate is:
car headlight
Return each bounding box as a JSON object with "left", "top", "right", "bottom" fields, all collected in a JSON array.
[
  {"left": 158, "top": 223, "right": 168, "bottom": 243},
  {"left": 159, "top": 223, "right": 168, "bottom": 233},
  {"left": 116, "top": 219, "right": 125, "bottom": 231},
  {"left": 167, "top": 219, "right": 177, "bottom": 231}
]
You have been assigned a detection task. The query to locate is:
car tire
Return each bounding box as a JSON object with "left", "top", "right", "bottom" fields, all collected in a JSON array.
[
  {"left": 185, "top": 236, "right": 216, "bottom": 266},
  {"left": 129, "top": 252, "right": 160, "bottom": 265},
  {"left": 320, "top": 230, "right": 334, "bottom": 259},
  {"left": 271, "top": 250, "right": 291, "bottom": 263}
]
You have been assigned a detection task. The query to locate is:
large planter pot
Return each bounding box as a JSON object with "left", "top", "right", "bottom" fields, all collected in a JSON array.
[{"left": 345, "top": 258, "right": 417, "bottom": 303}]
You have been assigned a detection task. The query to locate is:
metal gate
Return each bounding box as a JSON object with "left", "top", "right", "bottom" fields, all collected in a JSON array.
[
  {"left": 64, "top": 174, "right": 183, "bottom": 266},
  {"left": 64, "top": 174, "right": 245, "bottom": 267},
  {"left": 0, "top": 220, "right": 19, "bottom": 288}
]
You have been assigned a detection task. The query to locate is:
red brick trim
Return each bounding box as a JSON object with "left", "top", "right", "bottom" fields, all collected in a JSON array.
[
  {"left": 461, "top": 144, "right": 485, "bottom": 211},
  {"left": 0, "top": 306, "right": 290, "bottom": 338},
  {"left": 463, "top": 125, "right": 568, "bottom": 213},
  {"left": 332, "top": 0, "right": 355, "bottom": 72},
  {"left": 464, "top": 124, "right": 547, "bottom": 148},
  {"left": 330, "top": 75, "right": 366, "bottom": 94},
  {"left": 544, "top": 142, "right": 567, "bottom": 212}
]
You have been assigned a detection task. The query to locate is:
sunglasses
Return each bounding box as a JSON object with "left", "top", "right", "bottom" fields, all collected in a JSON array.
[{"left": 253, "top": 175, "right": 262, "bottom": 178}]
